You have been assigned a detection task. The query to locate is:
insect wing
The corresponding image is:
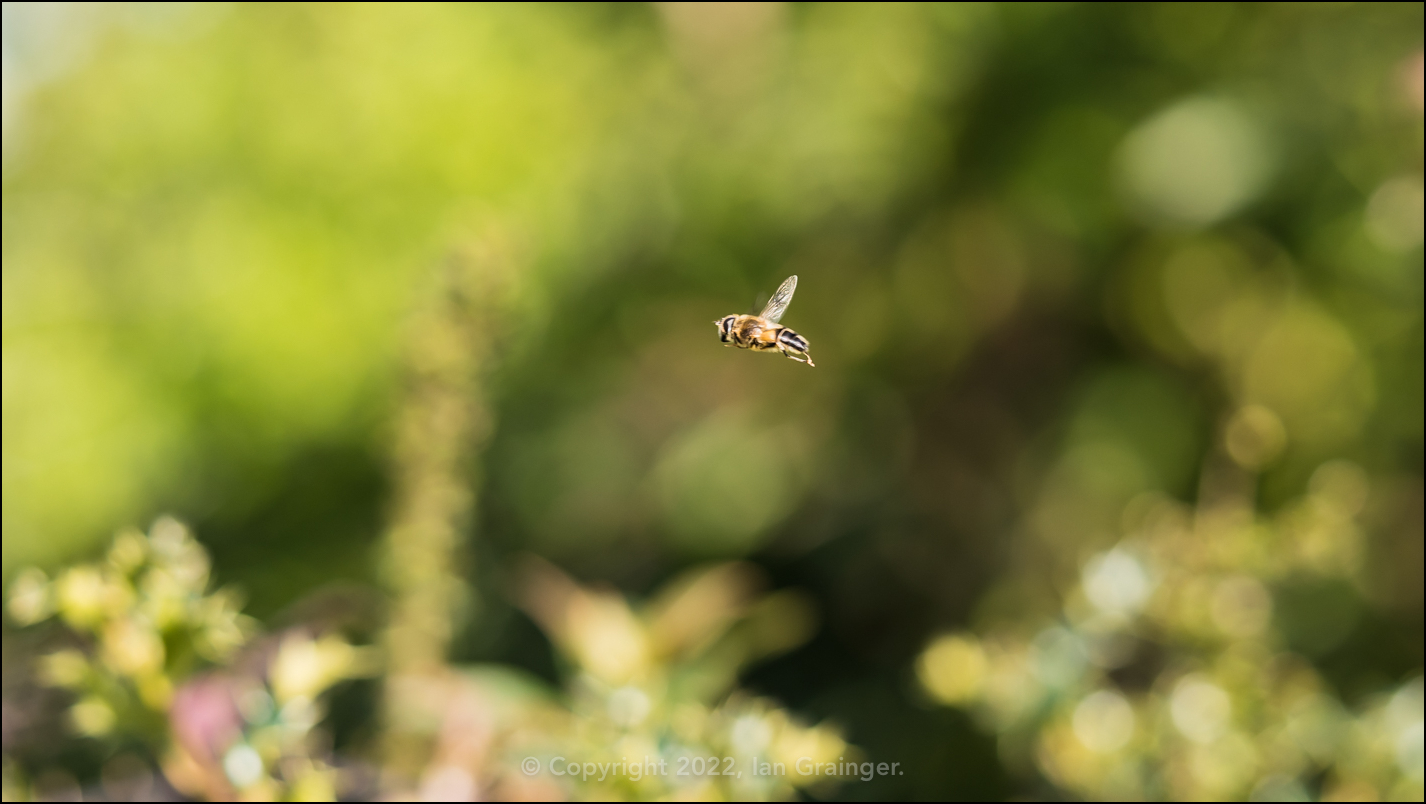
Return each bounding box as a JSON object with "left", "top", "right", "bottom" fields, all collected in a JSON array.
[{"left": 759, "top": 275, "right": 798, "bottom": 324}]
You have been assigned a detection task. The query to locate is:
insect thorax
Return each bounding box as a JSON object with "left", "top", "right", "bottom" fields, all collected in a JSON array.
[{"left": 733, "top": 316, "right": 774, "bottom": 349}]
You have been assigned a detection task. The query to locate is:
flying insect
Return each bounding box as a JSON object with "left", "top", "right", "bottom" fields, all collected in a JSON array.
[{"left": 714, "top": 275, "right": 814, "bottom": 366}]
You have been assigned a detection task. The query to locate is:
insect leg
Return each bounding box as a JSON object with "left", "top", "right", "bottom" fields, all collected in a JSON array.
[{"left": 781, "top": 347, "right": 815, "bottom": 366}]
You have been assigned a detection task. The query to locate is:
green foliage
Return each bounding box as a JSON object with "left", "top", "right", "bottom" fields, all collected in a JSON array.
[{"left": 2, "top": 2, "right": 1421, "bottom": 801}]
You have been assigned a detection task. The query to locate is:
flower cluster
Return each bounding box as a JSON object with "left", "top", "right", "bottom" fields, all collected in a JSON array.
[
  {"left": 7, "top": 517, "right": 253, "bottom": 740},
  {"left": 386, "top": 558, "right": 853, "bottom": 801},
  {"left": 5, "top": 518, "right": 376, "bottom": 802},
  {"left": 916, "top": 461, "right": 1424, "bottom": 801}
]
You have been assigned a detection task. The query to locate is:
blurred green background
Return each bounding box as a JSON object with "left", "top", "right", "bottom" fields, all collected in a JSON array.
[{"left": 2, "top": 2, "right": 1422, "bottom": 801}]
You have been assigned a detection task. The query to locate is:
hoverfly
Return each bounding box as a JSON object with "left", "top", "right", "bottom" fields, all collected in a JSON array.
[{"left": 714, "top": 275, "right": 815, "bottom": 366}]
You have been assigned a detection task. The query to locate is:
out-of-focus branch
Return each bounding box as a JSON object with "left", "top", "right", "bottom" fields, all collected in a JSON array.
[{"left": 379, "top": 229, "right": 516, "bottom": 779}]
